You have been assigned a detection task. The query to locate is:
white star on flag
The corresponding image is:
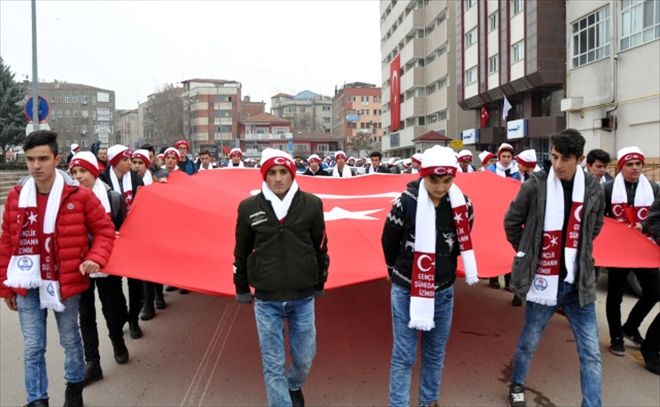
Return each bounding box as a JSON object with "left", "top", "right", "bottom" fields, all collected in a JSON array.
[
  {"left": 550, "top": 235, "right": 559, "bottom": 246},
  {"left": 27, "top": 212, "right": 38, "bottom": 225},
  {"left": 453, "top": 212, "right": 463, "bottom": 223},
  {"left": 324, "top": 207, "right": 382, "bottom": 221}
]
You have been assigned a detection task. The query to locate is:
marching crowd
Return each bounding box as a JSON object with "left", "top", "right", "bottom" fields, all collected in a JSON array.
[{"left": 1, "top": 129, "right": 658, "bottom": 407}]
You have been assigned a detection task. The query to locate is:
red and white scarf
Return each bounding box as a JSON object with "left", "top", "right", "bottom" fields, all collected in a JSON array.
[
  {"left": 110, "top": 167, "right": 134, "bottom": 210},
  {"left": 4, "top": 171, "right": 66, "bottom": 311},
  {"left": 527, "top": 168, "right": 584, "bottom": 306},
  {"left": 611, "top": 173, "right": 654, "bottom": 225},
  {"left": 409, "top": 181, "right": 478, "bottom": 331},
  {"left": 142, "top": 169, "right": 153, "bottom": 185},
  {"left": 89, "top": 179, "right": 111, "bottom": 279}
]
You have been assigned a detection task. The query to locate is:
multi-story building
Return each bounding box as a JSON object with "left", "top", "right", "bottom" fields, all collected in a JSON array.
[
  {"left": 332, "top": 82, "right": 383, "bottom": 155},
  {"left": 23, "top": 81, "right": 115, "bottom": 152},
  {"left": 238, "top": 96, "right": 266, "bottom": 120},
  {"left": 182, "top": 78, "right": 242, "bottom": 152},
  {"left": 456, "top": 0, "right": 566, "bottom": 160},
  {"left": 141, "top": 86, "right": 184, "bottom": 149},
  {"left": 114, "top": 109, "right": 139, "bottom": 148},
  {"left": 380, "top": 0, "right": 473, "bottom": 159},
  {"left": 564, "top": 0, "right": 659, "bottom": 168},
  {"left": 270, "top": 91, "right": 333, "bottom": 134}
]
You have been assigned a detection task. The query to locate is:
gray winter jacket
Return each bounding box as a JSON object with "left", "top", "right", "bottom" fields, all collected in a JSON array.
[{"left": 504, "top": 170, "right": 605, "bottom": 307}]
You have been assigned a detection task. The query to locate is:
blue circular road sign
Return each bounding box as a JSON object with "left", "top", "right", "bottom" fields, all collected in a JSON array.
[{"left": 25, "top": 96, "right": 50, "bottom": 122}]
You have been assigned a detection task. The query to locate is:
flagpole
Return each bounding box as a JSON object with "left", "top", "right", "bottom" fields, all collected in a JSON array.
[{"left": 31, "top": 0, "right": 39, "bottom": 131}]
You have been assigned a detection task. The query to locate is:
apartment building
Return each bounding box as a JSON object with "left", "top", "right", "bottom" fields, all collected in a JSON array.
[
  {"left": 270, "top": 91, "right": 333, "bottom": 134},
  {"left": 114, "top": 109, "right": 139, "bottom": 147},
  {"left": 380, "top": 0, "right": 473, "bottom": 159},
  {"left": 332, "top": 82, "right": 383, "bottom": 155}
]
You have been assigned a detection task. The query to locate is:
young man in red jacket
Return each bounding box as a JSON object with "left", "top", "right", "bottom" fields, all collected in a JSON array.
[{"left": 0, "top": 131, "right": 115, "bottom": 407}]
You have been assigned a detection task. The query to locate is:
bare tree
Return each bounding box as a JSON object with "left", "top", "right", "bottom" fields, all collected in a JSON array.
[
  {"left": 146, "top": 84, "right": 183, "bottom": 148},
  {"left": 345, "top": 132, "right": 378, "bottom": 157}
]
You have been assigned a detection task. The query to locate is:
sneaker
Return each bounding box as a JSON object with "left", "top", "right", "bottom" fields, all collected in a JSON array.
[
  {"left": 83, "top": 361, "right": 103, "bottom": 386},
  {"left": 129, "top": 320, "right": 143, "bottom": 339},
  {"left": 289, "top": 388, "right": 305, "bottom": 407},
  {"left": 111, "top": 339, "right": 129, "bottom": 364},
  {"left": 609, "top": 339, "right": 625, "bottom": 356},
  {"left": 140, "top": 306, "right": 155, "bottom": 321},
  {"left": 508, "top": 383, "right": 526, "bottom": 407},
  {"left": 155, "top": 297, "right": 167, "bottom": 309},
  {"left": 511, "top": 295, "right": 523, "bottom": 307},
  {"left": 488, "top": 277, "right": 501, "bottom": 289},
  {"left": 622, "top": 325, "right": 645, "bottom": 347}
]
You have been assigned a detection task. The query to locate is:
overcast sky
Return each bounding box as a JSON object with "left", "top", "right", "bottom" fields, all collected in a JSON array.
[{"left": 1, "top": 1, "right": 383, "bottom": 109}]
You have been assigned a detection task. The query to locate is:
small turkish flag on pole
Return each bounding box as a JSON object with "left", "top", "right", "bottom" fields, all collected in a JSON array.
[{"left": 480, "top": 106, "right": 489, "bottom": 128}]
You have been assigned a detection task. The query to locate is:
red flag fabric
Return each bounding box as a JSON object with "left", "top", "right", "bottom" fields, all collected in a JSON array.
[
  {"left": 103, "top": 170, "right": 660, "bottom": 296},
  {"left": 389, "top": 54, "right": 401, "bottom": 132},
  {"left": 480, "top": 106, "right": 489, "bottom": 128},
  {"left": 222, "top": 145, "right": 231, "bottom": 156}
]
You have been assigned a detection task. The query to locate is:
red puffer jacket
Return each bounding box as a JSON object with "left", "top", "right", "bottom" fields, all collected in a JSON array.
[{"left": 0, "top": 174, "right": 115, "bottom": 299}]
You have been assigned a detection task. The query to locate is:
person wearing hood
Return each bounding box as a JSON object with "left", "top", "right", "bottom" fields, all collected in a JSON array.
[
  {"left": 487, "top": 143, "right": 521, "bottom": 180},
  {"left": 174, "top": 140, "right": 197, "bottom": 175}
]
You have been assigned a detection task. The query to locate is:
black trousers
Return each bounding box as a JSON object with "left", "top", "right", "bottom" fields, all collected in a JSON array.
[
  {"left": 143, "top": 281, "right": 164, "bottom": 309},
  {"left": 641, "top": 312, "right": 660, "bottom": 354},
  {"left": 127, "top": 277, "right": 144, "bottom": 323},
  {"left": 79, "top": 275, "right": 128, "bottom": 363},
  {"left": 606, "top": 267, "right": 660, "bottom": 341}
]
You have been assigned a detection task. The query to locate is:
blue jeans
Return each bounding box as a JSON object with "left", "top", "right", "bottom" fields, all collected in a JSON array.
[
  {"left": 512, "top": 281, "right": 601, "bottom": 407},
  {"left": 17, "top": 289, "right": 85, "bottom": 403},
  {"left": 254, "top": 296, "right": 316, "bottom": 407},
  {"left": 389, "top": 283, "right": 454, "bottom": 407}
]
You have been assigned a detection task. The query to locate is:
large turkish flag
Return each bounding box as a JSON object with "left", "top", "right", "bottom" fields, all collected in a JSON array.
[
  {"left": 103, "top": 170, "right": 659, "bottom": 296},
  {"left": 389, "top": 54, "right": 401, "bottom": 132}
]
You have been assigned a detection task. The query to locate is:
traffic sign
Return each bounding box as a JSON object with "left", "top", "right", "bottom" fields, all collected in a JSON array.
[
  {"left": 25, "top": 96, "right": 50, "bottom": 122},
  {"left": 26, "top": 121, "right": 51, "bottom": 135}
]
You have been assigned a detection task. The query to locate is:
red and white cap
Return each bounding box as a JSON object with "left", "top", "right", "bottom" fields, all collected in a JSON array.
[
  {"left": 175, "top": 139, "right": 190, "bottom": 151},
  {"left": 157, "top": 153, "right": 164, "bottom": 160},
  {"left": 307, "top": 154, "right": 322, "bottom": 163},
  {"left": 230, "top": 148, "right": 243, "bottom": 158},
  {"left": 70, "top": 143, "right": 81, "bottom": 153},
  {"left": 516, "top": 149, "right": 537, "bottom": 168},
  {"left": 478, "top": 151, "right": 496, "bottom": 166},
  {"left": 132, "top": 149, "right": 151, "bottom": 167},
  {"left": 497, "top": 143, "right": 515, "bottom": 158},
  {"left": 420, "top": 145, "right": 458, "bottom": 177},
  {"left": 335, "top": 150, "right": 347, "bottom": 160},
  {"left": 260, "top": 148, "right": 296, "bottom": 181},
  {"left": 163, "top": 147, "right": 181, "bottom": 160},
  {"left": 457, "top": 149, "right": 473, "bottom": 163},
  {"left": 617, "top": 146, "right": 644, "bottom": 170},
  {"left": 411, "top": 153, "right": 422, "bottom": 165},
  {"left": 107, "top": 144, "right": 131, "bottom": 167},
  {"left": 69, "top": 151, "right": 100, "bottom": 178}
]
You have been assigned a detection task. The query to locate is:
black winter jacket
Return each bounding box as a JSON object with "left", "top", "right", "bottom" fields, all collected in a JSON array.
[
  {"left": 381, "top": 179, "right": 474, "bottom": 290},
  {"left": 233, "top": 189, "right": 329, "bottom": 301}
]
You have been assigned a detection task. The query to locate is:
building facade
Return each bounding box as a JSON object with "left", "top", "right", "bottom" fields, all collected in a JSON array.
[
  {"left": 564, "top": 0, "right": 660, "bottom": 165},
  {"left": 456, "top": 0, "right": 566, "bottom": 160},
  {"left": 270, "top": 91, "right": 333, "bottom": 134},
  {"left": 380, "top": 0, "right": 474, "bottom": 159},
  {"left": 23, "top": 81, "right": 115, "bottom": 152},
  {"left": 140, "top": 86, "right": 184, "bottom": 150},
  {"left": 332, "top": 82, "right": 383, "bottom": 156},
  {"left": 114, "top": 109, "right": 139, "bottom": 148}
]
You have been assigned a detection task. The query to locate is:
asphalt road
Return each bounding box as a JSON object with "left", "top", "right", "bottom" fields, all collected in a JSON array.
[{"left": 1, "top": 274, "right": 658, "bottom": 407}]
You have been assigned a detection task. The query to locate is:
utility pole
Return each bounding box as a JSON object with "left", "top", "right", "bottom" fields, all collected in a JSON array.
[{"left": 31, "top": 0, "right": 39, "bottom": 131}]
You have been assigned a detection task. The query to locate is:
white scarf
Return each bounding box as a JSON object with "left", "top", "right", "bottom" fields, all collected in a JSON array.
[
  {"left": 527, "top": 168, "right": 584, "bottom": 306},
  {"left": 261, "top": 181, "right": 299, "bottom": 221},
  {"left": 110, "top": 167, "right": 133, "bottom": 199},
  {"left": 409, "top": 181, "right": 478, "bottom": 331},
  {"left": 198, "top": 163, "right": 214, "bottom": 171},
  {"left": 89, "top": 179, "right": 111, "bottom": 279},
  {"left": 229, "top": 160, "right": 245, "bottom": 168},
  {"left": 4, "top": 171, "right": 66, "bottom": 311},
  {"left": 611, "top": 173, "right": 654, "bottom": 224},
  {"left": 495, "top": 161, "right": 519, "bottom": 178},
  {"left": 332, "top": 165, "right": 353, "bottom": 178},
  {"left": 459, "top": 165, "right": 474, "bottom": 173},
  {"left": 142, "top": 169, "right": 153, "bottom": 185}
]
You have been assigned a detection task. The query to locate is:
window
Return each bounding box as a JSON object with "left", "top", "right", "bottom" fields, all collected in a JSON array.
[
  {"left": 438, "top": 76, "right": 448, "bottom": 88},
  {"left": 489, "top": 54, "right": 499, "bottom": 74},
  {"left": 81, "top": 95, "right": 88, "bottom": 104},
  {"left": 620, "top": 0, "right": 660, "bottom": 50},
  {"left": 438, "top": 109, "right": 448, "bottom": 120},
  {"left": 512, "top": 0, "right": 524, "bottom": 16},
  {"left": 489, "top": 12, "right": 498, "bottom": 32},
  {"left": 512, "top": 40, "right": 525, "bottom": 63},
  {"left": 465, "top": 28, "right": 477, "bottom": 47},
  {"left": 572, "top": 7, "right": 610, "bottom": 67},
  {"left": 465, "top": 66, "right": 478, "bottom": 84},
  {"left": 466, "top": 0, "right": 476, "bottom": 9},
  {"left": 426, "top": 83, "right": 437, "bottom": 94}
]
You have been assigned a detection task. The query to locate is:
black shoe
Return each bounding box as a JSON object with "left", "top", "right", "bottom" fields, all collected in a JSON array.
[
  {"left": 179, "top": 289, "right": 190, "bottom": 295},
  {"left": 112, "top": 339, "right": 129, "bottom": 364},
  {"left": 24, "top": 399, "right": 49, "bottom": 407},
  {"left": 508, "top": 383, "right": 526, "bottom": 407},
  {"left": 609, "top": 339, "right": 625, "bottom": 356},
  {"left": 511, "top": 294, "right": 523, "bottom": 307},
  {"left": 488, "top": 277, "right": 500, "bottom": 289},
  {"left": 622, "top": 325, "right": 645, "bottom": 347},
  {"left": 155, "top": 297, "right": 167, "bottom": 309},
  {"left": 83, "top": 361, "right": 103, "bottom": 386},
  {"left": 140, "top": 306, "right": 155, "bottom": 321},
  {"left": 289, "top": 388, "right": 304, "bottom": 407},
  {"left": 165, "top": 285, "right": 178, "bottom": 292},
  {"left": 129, "top": 320, "right": 143, "bottom": 339},
  {"left": 641, "top": 349, "right": 660, "bottom": 375},
  {"left": 63, "top": 381, "right": 84, "bottom": 407}
]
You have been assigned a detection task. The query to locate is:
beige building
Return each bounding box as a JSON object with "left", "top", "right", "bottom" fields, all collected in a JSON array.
[
  {"left": 379, "top": 0, "right": 473, "bottom": 158},
  {"left": 332, "top": 82, "right": 383, "bottom": 156},
  {"left": 564, "top": 0, "right": 660, "bottom": 165},
  {"left": 270, "top": 91, "right": 333, "bottom": 135},
  {"left": 114, "top": 109, "right": 139, "bottom": 148}
]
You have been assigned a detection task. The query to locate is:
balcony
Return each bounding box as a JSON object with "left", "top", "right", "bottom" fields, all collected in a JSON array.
[
  {"left": 244, "top": 132, "right": 293, "bottom": 140},
  {"left": 401, "top": 38, "right": 425, "bottom": 66},
  {"left": 401, "top": 66, "right": 425, "bottom": 92},
  {"left": 401, "top": 96, "right": 426, "bottom": 119}
]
